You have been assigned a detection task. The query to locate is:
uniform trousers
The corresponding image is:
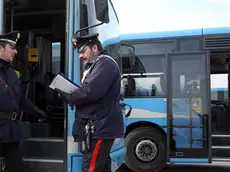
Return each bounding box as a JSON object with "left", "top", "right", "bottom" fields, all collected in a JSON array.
[
  {"left": 82, "top": 139, "right": 114, "bottom": 172},
  {"left": 0, "top": 141, "right": 24, "bottom": 172}
]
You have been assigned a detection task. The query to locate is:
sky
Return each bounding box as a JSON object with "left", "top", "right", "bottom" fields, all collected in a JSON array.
[
  {"left": 112, "top": 0, "right": 230, "bottom": 34},
  {"left": 111, "top": 0, "right": 230, "bottom": 88}
]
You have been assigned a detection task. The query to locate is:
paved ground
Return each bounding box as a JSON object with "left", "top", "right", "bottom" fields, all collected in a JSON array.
[{"left": 117, "top": 162, "right": 230, "bottom": 172}]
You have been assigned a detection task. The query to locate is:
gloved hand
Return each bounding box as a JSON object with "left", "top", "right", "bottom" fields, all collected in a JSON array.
[{"left": 55, "top": 88, "right": 75, "bottom": 105}]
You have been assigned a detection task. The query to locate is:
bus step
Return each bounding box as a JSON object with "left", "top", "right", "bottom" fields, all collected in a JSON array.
[
  {"left": 21, "top": 137, "right": 64, "bottom": 159},
  {"left": 23, "top": 157, "right": 63, "bottom": 172},
  {"left": 20, "top": 122, "right": 64, "bottom": 138},
  {"left": 212, "top": 146, "right": 230, "bottom": 158},
  {"left": 212, "top": 158, "right": 230, "bottom": 162},
  {"left": 212, "top": 135, "right": 230, "bottom": 138},
  {"left": 212, "top": 135, "right": 230, "bottom": 146},
  {"left": 212, "top": 146, "right": 230, "bottom": 149}
]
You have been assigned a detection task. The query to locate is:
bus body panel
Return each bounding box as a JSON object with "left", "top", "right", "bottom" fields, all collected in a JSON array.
[{"left": 120, "top": 27, "right": 230, "bottom": 169}]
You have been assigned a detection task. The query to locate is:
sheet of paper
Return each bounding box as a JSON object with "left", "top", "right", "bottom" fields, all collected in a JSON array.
[{"left": 49, "top": 74, "right": 79, "bottom": 94}]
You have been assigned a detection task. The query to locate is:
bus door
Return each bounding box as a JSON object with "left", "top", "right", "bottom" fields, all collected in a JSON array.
[{"left": 166, "top": 52, "right": 211, "bottom": 163}]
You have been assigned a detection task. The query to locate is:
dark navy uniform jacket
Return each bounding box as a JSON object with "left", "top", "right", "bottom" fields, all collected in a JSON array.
[
  {"left": 0, "top": 58, "right": 40, "bottom": 143},
  {"left": 71, "top": 52, "right": 125, "bottom": 142}
]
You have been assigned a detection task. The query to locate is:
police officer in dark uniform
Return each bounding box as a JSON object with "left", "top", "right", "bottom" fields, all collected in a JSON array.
[
  {"left": 0, "top": 31, "right": 47, "bottom": 172},
  {"left": 57, "top": 33, "right": 125, "bottom": 172}
]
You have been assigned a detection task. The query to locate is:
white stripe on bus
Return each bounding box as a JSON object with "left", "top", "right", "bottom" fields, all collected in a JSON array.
[{"left": 127, "top": 108, "right": 200, "bottom": 119}]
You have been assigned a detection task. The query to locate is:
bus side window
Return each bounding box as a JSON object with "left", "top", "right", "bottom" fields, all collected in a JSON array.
[{"left": 122, "top": 74, "right": 165, "bottom": 98}]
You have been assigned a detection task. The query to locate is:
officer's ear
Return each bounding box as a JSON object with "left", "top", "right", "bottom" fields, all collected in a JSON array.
[
  {"left": 0, "top": 44, "right": 4, "bottom": 52},
  {"left": 91, "top": 44, "right": 98, "bottom": 54}
]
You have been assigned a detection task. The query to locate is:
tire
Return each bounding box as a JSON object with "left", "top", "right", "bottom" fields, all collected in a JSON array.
[{"left": 125, "top": 127, "right": 166, "bottom": 172}]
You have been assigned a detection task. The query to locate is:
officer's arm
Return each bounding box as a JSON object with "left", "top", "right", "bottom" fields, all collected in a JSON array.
[
  {"left": 71, "top": 58, "right": 118, "bottom": 106},
  {"left": 19, "top": 97, "right": 47, "bottom": 118}
]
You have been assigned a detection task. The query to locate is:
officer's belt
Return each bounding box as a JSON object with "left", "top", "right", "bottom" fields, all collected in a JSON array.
[{"left": 0, "top": 112, "right": 18, "bottom": 120}]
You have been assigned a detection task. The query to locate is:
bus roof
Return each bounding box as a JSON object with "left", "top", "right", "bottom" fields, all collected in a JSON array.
[{"left": 120, "top": 27, "right": 230, "bottom": 41}]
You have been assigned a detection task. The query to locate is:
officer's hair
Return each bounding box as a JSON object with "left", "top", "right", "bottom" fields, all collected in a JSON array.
[
  {"left": 88, "top": 40, "right": 103, "bottom": 51},
  {"left": 0, "top": 42, "right": 7, "bottom": 48}
]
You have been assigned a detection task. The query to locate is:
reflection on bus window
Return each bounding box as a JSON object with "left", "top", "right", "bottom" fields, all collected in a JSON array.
[
  {"left": 211, "top": 74, "right": 228, "bottom": 101},
  {"left": 182, "top": 79, "right": 200, "bottom": 95}
]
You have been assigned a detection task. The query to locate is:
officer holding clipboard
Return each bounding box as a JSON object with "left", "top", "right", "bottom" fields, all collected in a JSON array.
[{"left": 54, "top": 33, "right": 125, "bottom": 172}]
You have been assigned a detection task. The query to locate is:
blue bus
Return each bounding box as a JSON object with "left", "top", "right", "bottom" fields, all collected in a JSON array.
[
  {"left": 119, "top": 27, "right": 230, "bottom": 171},
  {"left": 0, "top": 0, "right": 126, "bottom": 172}
]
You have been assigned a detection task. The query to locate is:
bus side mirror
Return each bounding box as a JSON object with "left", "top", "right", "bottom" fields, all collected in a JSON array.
[
  {"left": 128, "top": 49, "right": 135, "bottom": 67},
  {"left": 80, "top": 4, "right": 89, "bottom": 35},
  {"left": 94, "top": 0, "right": 109, "bottom": 23},
  {"left": 120, "top": 44, "right": 136, "bottom": 72}
]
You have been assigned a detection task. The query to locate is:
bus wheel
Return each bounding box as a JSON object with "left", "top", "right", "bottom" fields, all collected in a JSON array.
[{"left": 125, "top": 127, "right": 166, "bottom": 172}]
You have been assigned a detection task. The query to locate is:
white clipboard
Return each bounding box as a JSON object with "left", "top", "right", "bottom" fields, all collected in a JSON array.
[{"left": 49, "top": 73, "right": 80, "bottom": 94}]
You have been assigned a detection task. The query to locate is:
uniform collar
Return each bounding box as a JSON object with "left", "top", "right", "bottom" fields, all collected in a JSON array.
[
  {"left": 99, "top": 49, "right": 108, "bottom": 56},
  {"left": 0, "top": 58, "right": 12, "bottom": 68}
]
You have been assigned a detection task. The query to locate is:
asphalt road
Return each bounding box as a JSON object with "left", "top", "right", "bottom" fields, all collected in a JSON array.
[{"left": 117, "top": 162, "right": 230, "bottom": 172}]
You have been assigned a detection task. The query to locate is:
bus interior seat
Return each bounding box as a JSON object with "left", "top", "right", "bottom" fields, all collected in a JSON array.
[
  {"left": 151, "top": 84, "right": 157, "bottom": 96},
  {"left": 126, "top": 75, "right": 136, "bottom": 96}
]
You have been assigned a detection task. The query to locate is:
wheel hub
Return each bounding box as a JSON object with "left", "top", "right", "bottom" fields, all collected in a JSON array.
[{"left": 135, "top": 139, "right": 158, "bottom": 162}]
